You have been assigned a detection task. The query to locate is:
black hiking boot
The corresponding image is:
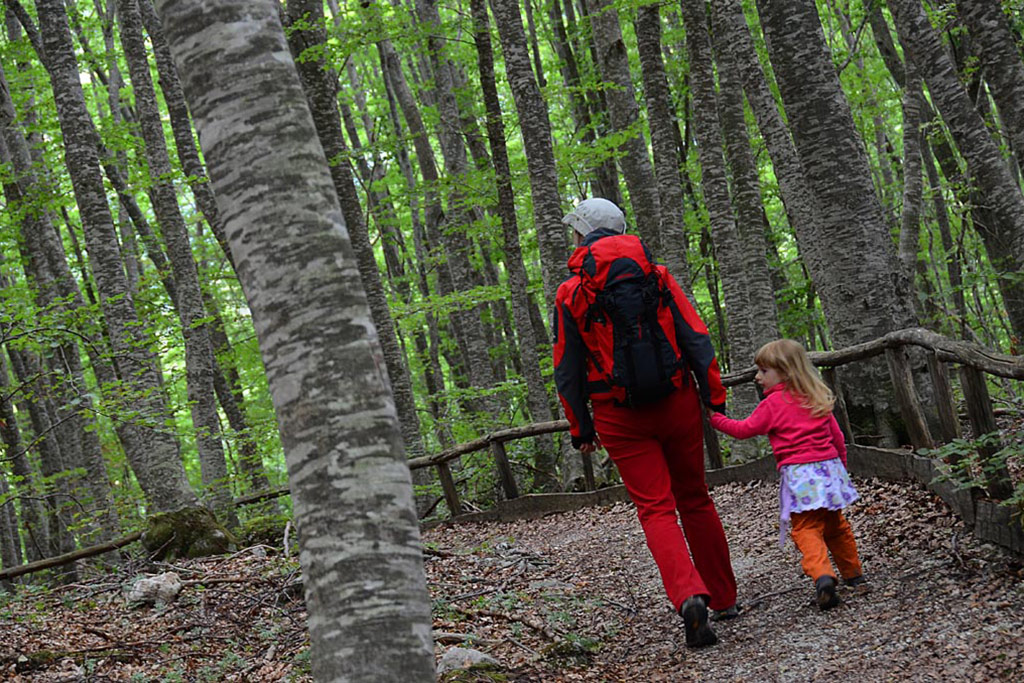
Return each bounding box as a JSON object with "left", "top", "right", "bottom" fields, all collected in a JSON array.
[
  {"left": 815, "top": 575, "right": 840, "bottom": 611},
  {"left": 844, "top": 574, "right": 868, "bottom": 588},
  {"left": 679, "top": 596, "right": 718, "bottom": 648}
]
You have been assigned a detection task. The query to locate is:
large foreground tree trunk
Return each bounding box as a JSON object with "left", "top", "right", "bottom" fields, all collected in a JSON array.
[{"left": 153, "top": 1, "right": 434, "bottom": 679}]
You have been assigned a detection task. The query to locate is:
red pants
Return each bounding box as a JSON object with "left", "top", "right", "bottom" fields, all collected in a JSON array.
[
  {"left": 594, "top": 383, "right": 737, "bottom": 611},
  {"left": 790, "top": 509, "right": 862, "bottom": 581}
]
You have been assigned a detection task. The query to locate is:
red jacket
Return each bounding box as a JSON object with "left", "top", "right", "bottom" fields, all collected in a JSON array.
[
  {"left": 710, "top": 383, "right": 847, "bottom": 468},
  {"left": 552, "top": 230, "right": 727, "bottom": 447}
]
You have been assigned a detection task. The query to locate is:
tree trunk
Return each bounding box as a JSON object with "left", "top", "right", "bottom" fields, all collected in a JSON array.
[
  {"left": 413, "top": 0, "right": 501, "bottom": 420},
  {"left": 0, "top": 467, "right": 22, "bottom": 575},
  {"left": 588, "top": 0, "right": 663, "bottom": 253},
  {"left": 681, "top": 0, "right": 768, "bottom": 460},
  {"left": 0, "top": 351, "right": 43, "bottom": 563},
  {"left": 710, "top": 13, "right": 780, "bottom": 353},
  {"left": 471, "top": 0, "right": 558, "bottom": 489},
  {"left": 117, "top": 0, "right": 235, "bottom": 522},
  {"left": 284, "top": 0, "right": 426, "bottom": 463},
  {"left": 489, "top": 0, "right": 569, "bottom": 310},
  {"left": 546, "top": 0, "right": 622, "bottom": 204},
  {"left": 376, "top": 40, "right": 449, "bottom": 444},
  {"left": 1, "top": 73, "right": 118, "bottom": 543},
  {"left": 152, "top": 1, "right": 434, "bottom": 678},
  {"left": 899, "top": 70, "right": 925, "bottom": 290},
  {"left": 709, "top": 0, "right": 830, "bottom": 321},
  {"left": 756, "top": 0, "right": 916, "bottom": 420},
  {"left": 4, "top": 346, "right": 77, "bottom": 566},
  {"left": 889, "top": 0, "right": 1024, "bottom": 343},
  {"left": 956, "top": 0, "right": 1024, "bottom": 177},
  {"left": 34, "top": 0, "right": 198, "bottom": 513},
  {"left": 136, "top": 0, "right": 232, "bottom": 268},
  {"left": 635, "top": 5, "right": 692, "bottom": 292}
]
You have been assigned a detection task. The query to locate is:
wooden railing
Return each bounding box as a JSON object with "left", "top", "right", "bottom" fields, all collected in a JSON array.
[{"left": 419, "top": 327, "right": 1023, "bottom": 516}]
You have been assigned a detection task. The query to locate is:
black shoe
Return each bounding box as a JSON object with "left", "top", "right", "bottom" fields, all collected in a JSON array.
[
  {"left": 680, "top": 596, "right": 718, "bottom": 647},
  {"left": 844, "top": 574, "right": 868, "bottom": 587},
  {"left": 815, "top": 576, "right": 840, "bottom": 610},
  {"left": 710, "top": 604, "right": 741, "bottom": 622}
]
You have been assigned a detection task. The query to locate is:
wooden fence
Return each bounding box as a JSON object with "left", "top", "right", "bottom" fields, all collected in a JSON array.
[{"left": 416, "top": 327, "right": 1023, "bottom": 535}]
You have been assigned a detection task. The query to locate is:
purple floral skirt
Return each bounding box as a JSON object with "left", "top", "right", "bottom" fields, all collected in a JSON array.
[{"left": 777, "top": 458, "right": 859, "bottom": 546}]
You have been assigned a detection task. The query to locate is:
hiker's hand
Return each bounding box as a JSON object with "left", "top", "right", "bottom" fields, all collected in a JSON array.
[{"left": 578, "top": 437, "right": 601, "bottom": 454}]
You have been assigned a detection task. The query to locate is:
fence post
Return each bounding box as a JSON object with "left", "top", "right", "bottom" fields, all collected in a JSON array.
[
  {"left": 926, "top": 351, "right": 961, "bottom": 443},
  {"left": 885, "top": 347, "right": 934, "bottom": 450},
  {"left": 701, "top": 411, "right": 724, "bottom": 469},
  {"left": 821, "top": 367, "right": 854, "bottom": 443},
  {"left": 436, "top": 462, "right": 462, "bottom": 517},
  {"left": 489, "top": 441, "right": 519, "bottom": 500},
  {"left": 958, "top": 366, "right": 1013, "bottom": 499},
  {"left": 577, "top": 449, "right": 595, "bottom": 491}
]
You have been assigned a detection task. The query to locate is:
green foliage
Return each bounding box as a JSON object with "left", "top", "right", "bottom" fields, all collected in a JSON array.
[
  {"left": 237, "top": 513, "right": 291, "bottom": 548},
  {"left": 925, "top": 431, "right": 1024, "bottom": 520}
]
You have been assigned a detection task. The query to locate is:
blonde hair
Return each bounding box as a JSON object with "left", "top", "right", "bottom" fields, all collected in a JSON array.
[{"left": 754, "top": 339, "right": 835, "bottom": 417}]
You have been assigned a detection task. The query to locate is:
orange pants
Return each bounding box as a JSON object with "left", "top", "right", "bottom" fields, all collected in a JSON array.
[{"left": 790, "top": 509, "right": 862, "bottom": 581}]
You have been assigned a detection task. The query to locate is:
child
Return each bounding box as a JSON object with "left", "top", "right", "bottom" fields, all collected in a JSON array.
[{"left": 708, "top": 339, "right": 866, "bottom": 610}]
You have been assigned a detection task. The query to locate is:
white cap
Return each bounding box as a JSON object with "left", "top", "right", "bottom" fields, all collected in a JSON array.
[{"left": 562, "top": 198, "right": 626, "bottom": 237}]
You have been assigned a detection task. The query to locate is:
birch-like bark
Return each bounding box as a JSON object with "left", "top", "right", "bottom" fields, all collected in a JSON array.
[
  {"left": 956, "top": 0, "right": 1024, "bottom": 176},
  {"left": 33, "top": 0, "right": 198, "bottom": 513},
  {"left": 899, "top": 70, "right": 924, "bottom": 289},
  {"left": 709, "top": 0, "right": 830, "bottom": 319},
  {"left": 471, "top": 0, "right": 558, "bottom": 489},
  {"left": 413, "top": 0, "right": 501, "bottom": 418},
  {"left": 489, "top": 0, "right": 568, "bottom": 310},
  {"left": 0, "top": 352, "right": 39, "bottom": 563},
  {"left": 888, "top": 0, "right": 1024, "bottom": 341},
  {"left": 635, "top": 5, "right": 691, "bottom": 292},
  {"left": 284, "top": 0, "right": 425, "bottom": 462},
  {"left": 152, "top": 1, "right": 434, "bottom": 678},
  {"left": 547, "top": 0, "right": 622, "bottom": 204},
  {"left": 681, "top": 0, "right": 764, "bottom": 459},
  {"left": 589, "top": 0, "right": 663, "bottom": 254},
  {"left": 0, "top": 468, "right": 21, "bottom": 574},
  {"left": 116, "top": 0, "right": 234, "bottom": 520},
  {"left": 755, "top": 0, "right": 916, "bottom": 414},
  {"left": 1, "top": 74, "right": 117, "bottom": 543},
  {"left": 710, "top": 16, "right": 779, "bottom": 353}
]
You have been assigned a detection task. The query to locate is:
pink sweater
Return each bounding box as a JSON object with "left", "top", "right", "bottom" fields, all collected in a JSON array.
[{"left": 710, "top": 383, "right": 847, "bottom": 469}]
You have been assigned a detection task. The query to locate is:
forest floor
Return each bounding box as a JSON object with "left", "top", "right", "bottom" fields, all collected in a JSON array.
[{"left": 2, "top": 476, "right": 1023, "bottom": 682}]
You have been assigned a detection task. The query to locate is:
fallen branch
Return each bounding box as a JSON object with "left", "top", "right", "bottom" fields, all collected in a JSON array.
[
  {"left": 0, "top": 531, "right": 142, "bottom": 581},
  {"left": 449, "top": 603, "right": 562, "bottom": 641}
]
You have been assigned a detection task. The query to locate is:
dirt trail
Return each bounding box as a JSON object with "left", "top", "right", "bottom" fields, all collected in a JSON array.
[
  {"left": 425, "top": 478, "right": 1024, "bottom": 681},
  {"left": 2, "top": 477, "right": 1020, "bottom": 681}
]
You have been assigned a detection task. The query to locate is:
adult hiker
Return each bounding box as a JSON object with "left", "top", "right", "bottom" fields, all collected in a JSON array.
[{"left": 552, "top": 197, "right": 738, "bottom": 647}]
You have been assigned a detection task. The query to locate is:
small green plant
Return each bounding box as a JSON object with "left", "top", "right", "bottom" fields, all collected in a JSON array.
[{"left": 925, "top": 431, "right": 1024, "bottom": 526}]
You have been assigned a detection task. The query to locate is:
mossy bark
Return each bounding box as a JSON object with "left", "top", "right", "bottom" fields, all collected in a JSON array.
[{"left": 142, "top": 507, "right": 235, "bottom": 560}]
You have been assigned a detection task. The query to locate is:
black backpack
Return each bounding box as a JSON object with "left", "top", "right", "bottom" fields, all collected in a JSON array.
[{"left": 578, "top": 236, "right": 682, "bottom": 408}]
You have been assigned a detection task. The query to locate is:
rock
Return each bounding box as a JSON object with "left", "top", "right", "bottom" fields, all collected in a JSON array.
[
  {"left": 126, "top": 572, "right": 183, "bottom": 606},
  {"left": 436, "top": 647, "right": 501, "bottom": 676}
]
